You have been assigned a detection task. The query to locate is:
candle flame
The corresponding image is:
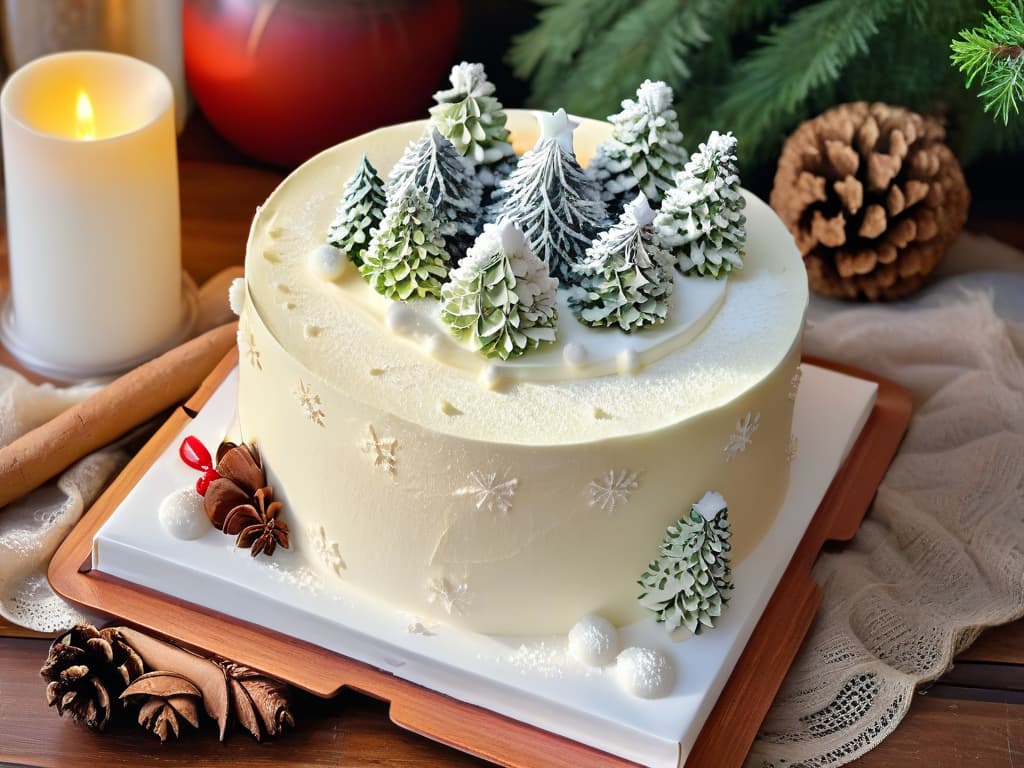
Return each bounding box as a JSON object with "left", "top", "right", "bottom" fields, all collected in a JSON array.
[{"left": 75, "top": 90, "right": 95, "bottom": 141}]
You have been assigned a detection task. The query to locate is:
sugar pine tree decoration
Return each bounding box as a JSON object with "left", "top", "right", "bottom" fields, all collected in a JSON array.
[
  {"left": 656, "top": 131, "right": 746, "bottom": 279},
  {"left": 638, "top": 491, "right": 733, "bottom": 635},
  {"left": 570, "top": 193, "right": 675, "bottom": 332},
  {"left": 588, "top": 80, "right": 687, "bottom": 214},
  {"left": 492, "top": 109, "right": 607, "bottom": 285},
  {"left": 430, "top": 61, "right": 517, "bottom": 191},
  {"left": 387, "top": 127, "right": 483, "bottom": 260},
  {"left": 441, "top": 220, "right": 558, "bottom": 359},
  {"left": 360, "top": 186, "right": 449, "bottom": 300},
  {"left": 326, "top": 153, "right": 387, "bottom": 266}
]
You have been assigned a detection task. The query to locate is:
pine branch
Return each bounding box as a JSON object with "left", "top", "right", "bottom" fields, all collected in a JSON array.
[
  {"left": 951, "top": 0, "right": 1024, "bottom": 124},
  {"left": 508, "top": 0, "right": 636, "bottom": 107},
  {"left": 715, "top": 0, "right": 895, "bottom": 161}
]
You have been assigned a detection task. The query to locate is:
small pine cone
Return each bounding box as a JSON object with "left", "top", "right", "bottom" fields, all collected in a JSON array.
[
  {"left": 39, "top": 624, "right": 145, "bottom": 731},
  {"left": 770, "top": 102, "right": 970, "bottom": 300}
]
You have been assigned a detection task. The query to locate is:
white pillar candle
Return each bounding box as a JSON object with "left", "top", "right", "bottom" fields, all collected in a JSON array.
[{"left": 1, "top": 50, "right": 190, "bottom": 379}]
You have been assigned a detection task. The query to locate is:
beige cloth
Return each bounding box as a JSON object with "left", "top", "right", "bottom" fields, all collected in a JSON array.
[
  {"left": 749, "top": 237, "right": 1024, "bottom": 766},
  {"left": 0, "top": 370, "right": 122, "bottom": 631}
]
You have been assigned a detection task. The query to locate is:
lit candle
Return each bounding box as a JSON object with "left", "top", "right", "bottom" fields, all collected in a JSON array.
[{"left": 0, "top": 51, "right": 192, "bottom": 379}]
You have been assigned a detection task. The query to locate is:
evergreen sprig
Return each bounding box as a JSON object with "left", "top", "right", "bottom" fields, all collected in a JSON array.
[
  {"left": 952, "top": 0, "right": 1024, "bottom": 124},
  {"left": 509, "top": 0, "right": 1020, "bottom": 165}
]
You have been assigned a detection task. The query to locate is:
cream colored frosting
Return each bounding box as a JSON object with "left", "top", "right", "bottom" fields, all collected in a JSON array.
[{"left": 237, "top": 111, "right": 808, "bottom": 634}]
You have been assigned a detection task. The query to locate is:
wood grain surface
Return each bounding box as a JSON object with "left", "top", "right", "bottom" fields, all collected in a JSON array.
[{"left": 0, "top": 116, "right": 1022, "bottom": 767}]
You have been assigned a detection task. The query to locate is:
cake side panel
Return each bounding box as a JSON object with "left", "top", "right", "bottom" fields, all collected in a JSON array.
[{"left": 237, "top": 295, "right": 800, "bottom": 636}]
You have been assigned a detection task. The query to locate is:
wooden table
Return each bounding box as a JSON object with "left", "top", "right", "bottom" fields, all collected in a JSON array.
[{"left": 1, "top": 118, "right": 1022, "bottom": 767}]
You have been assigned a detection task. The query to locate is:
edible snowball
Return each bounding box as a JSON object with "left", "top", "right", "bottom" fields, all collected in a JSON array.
[
  {"left": 307, "top": 244, "right": 347, "bottom": 282},
  {"left": 568, "top": 614, "right": 620, "bottom": 667},
  {"left": 158, "top": 488, "right": 212, "bottom": 541},
  {"left": 228, "top": 277, "right": 246, "bottom": 316},
  {"left": 614, "top": 646, "right": 675, "bottom": 699}
]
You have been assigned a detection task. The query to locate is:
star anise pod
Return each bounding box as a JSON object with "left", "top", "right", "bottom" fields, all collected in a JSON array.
[
  {"left": 121, "top": 671, "right": 202, "bottom": 742},
  {"left": 39, "top": 624, "right": 144, "bottom": 731},
  {"left": 223, "top": 486, "right": 289, "bottom": 557},
  {"left": 204, "top": 443, "right": 265, "bottom": 529},
  {"left": 221, "top": 662, "right": 295, "bottom": 741}
]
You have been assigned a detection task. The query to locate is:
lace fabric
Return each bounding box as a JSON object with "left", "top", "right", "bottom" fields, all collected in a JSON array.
[
  {"left": 748, "top": 266, "right": 1024, "bottom": 766},
  {"left": 0, "top": 369, "right": 122, "bottom": 632}
]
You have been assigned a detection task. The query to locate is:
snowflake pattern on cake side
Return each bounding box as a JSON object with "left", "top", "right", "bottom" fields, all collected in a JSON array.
[
  {"left": 427, "top": 576, "right": 471, "bottom": 616},
  {"left": 789, "top": 366, "right": 802, "bottom": 401},
  {"left": 363, "top": 425, "right": 398, "bottom": 476},
  {"left": 308, "top": 524, "right": 345, "bottom": 576},
  {"left": 723, "top": 411, "right": 760, "bottom": 462},
  {"left": 238, "top": 325, "right": 262, "bottom": 371},
  {"left": 453, "top": 470, "right": 518, "bottom": 515},
  {"left": 786, "top": 434, "right": 800, "bottom": 463},
  {"left": 588, "top": 469, "right": 639, "bottom": 513},
  {"left": 294, "top": 380, "right": 325, "bottom": 426}
]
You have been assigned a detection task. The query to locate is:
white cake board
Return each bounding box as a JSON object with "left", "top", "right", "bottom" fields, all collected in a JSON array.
[{"left": 92, "top": 364, "right": 877, "bottom": 768}]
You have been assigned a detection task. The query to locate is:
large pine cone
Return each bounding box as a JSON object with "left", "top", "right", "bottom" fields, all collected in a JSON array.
[
  {"left": 39, "top": 624, "right": 145, "bottom": 731},
  {"left": 770, "top": 102, "right": 969, "bottom": 300}
]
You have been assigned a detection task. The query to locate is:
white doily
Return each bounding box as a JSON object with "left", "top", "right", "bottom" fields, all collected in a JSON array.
[
  {"left": 0, "top": 367, "right": 124, "bottom": 632},
  {"left": 748, "top": 235, "right": 1024, "bottom": 766}
]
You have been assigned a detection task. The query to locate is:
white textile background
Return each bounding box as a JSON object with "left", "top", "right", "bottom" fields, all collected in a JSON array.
[
  {"left": 749, "top": 234, "right": 1024, "bottom": 766},
  {"left": 0, "top": 233, "right": 1021, "bottom": 766}
]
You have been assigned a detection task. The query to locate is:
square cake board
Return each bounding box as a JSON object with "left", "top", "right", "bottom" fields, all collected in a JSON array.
[{"left": 48, "top": 350, "right": 911, "bottom": 768}]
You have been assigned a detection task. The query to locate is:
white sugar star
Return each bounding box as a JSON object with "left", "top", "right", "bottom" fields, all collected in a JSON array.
[{"left": 537, "top": 108, "right": 578, "bottom": 155}]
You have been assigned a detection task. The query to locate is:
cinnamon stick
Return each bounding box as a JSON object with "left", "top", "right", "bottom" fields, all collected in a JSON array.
[{"left": 0, "top": 322, "right": 237, "bottom": 509}]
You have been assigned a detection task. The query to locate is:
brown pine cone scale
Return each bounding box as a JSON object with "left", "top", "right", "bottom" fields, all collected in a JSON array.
[{"left": 770, "top": 102, "right": 969, "bottom": 300}]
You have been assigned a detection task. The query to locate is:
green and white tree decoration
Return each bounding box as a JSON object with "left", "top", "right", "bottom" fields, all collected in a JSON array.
[
  {"left": 638, "top": 491, "right": 733, "bottom": 635},
  {"left": 492, "top": 109, "right": 607, "bottom": 285},
  {"left": 655, "top": 131, "right": 746, "bottom": 279},
  {"left": 326, "top": 153, "right": 387, "bottom": 266},
  {"left": 360, "top": 186, "right": 450, "bottom": 300},
  {"left": 431, "top": 61, "right": 517, "bottom": 191},
  {"left": 570, "top": 193, "right": 675, "bottom": 332},
  {"left": 440, "top": 220, "right": 558, "bottom": 360},
  {"left": 588, "top": 80, "right": 687, "bottom": 214},
  {"left": 388, "top": 127, "right": 483, "bottom": 260}
]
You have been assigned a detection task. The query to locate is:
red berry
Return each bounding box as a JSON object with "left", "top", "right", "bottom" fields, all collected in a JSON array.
[
  {"left": 180, "top": 436, "right": 212, "bottom": 471},
  {"left": 196, "top": 468, "right": 220, "bottom": 496}
]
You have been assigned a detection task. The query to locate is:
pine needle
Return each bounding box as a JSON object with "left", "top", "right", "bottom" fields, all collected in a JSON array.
[{"left": 951, "top": 0, "right": 1024, "bottom": 124}]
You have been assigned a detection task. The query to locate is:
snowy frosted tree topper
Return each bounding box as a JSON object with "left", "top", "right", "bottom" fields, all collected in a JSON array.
[{"left": 440, "top": 220, "right": 558, "bottom": 360}]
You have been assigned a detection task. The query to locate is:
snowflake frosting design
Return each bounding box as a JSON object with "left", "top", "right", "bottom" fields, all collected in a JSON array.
[
  {"left": 239, "top": 326, "right": 262, "bottom": 371},
  {"left": 723, "top": 411, "right": 760, "bottom": 462},
  {"left": 788, "top": 366, "right": 802, "bottom": 401},
  {"left": 427, "top": 576, "right": 471, "bottom": 616},
  {"left": 364, "top": 425, "right": 398, "bottom": 476},
  {"left": 308, "top": 524, "right": 345, "bottom": 576},
  {"left": 294, "top": 380, "right": 325, "bottom": 426},
  {"left": 453, "top": 470, "right": 518, "bottom": 515},
  {"left": 786, "top": 434, "right": 800, "bottom": 463},
  {"left": 588, "top": 469, "right": 639, "bottom": 513}
]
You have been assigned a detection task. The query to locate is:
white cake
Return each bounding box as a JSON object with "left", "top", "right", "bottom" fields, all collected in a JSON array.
[{"left": 235, "top": 111, "right": 807, "bottom": 635}]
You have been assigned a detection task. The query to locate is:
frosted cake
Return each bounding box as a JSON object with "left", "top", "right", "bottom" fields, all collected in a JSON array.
[{"left": 230, "top": 95, "right": 807, "bottom": 637}]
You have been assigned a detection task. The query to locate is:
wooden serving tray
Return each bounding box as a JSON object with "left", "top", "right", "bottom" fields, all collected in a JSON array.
[{"left": 48, "top": 349, "right": 911, "bottom": 768}]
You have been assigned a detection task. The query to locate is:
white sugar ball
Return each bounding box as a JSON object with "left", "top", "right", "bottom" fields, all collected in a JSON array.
[
  {"left": 307, "top": 244, "right": 347, "bottom": 281},
  {"left": 614, "top": 646, "right": 675, "bottom": 699},
  {"left": 479, "top": 363, "right": 505, "bottom": 391},
  {"left": 228, "top": 277, "right": 246, "bottom": 316},
  {"left": 158, "top": 488, "right": 212, "bottom": 541},
  {"left": 568, "top": 614, "right": 620, "bottom": 667},
  {"left": 563, "top": 342, "right": 588, "bottom": 367}
]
